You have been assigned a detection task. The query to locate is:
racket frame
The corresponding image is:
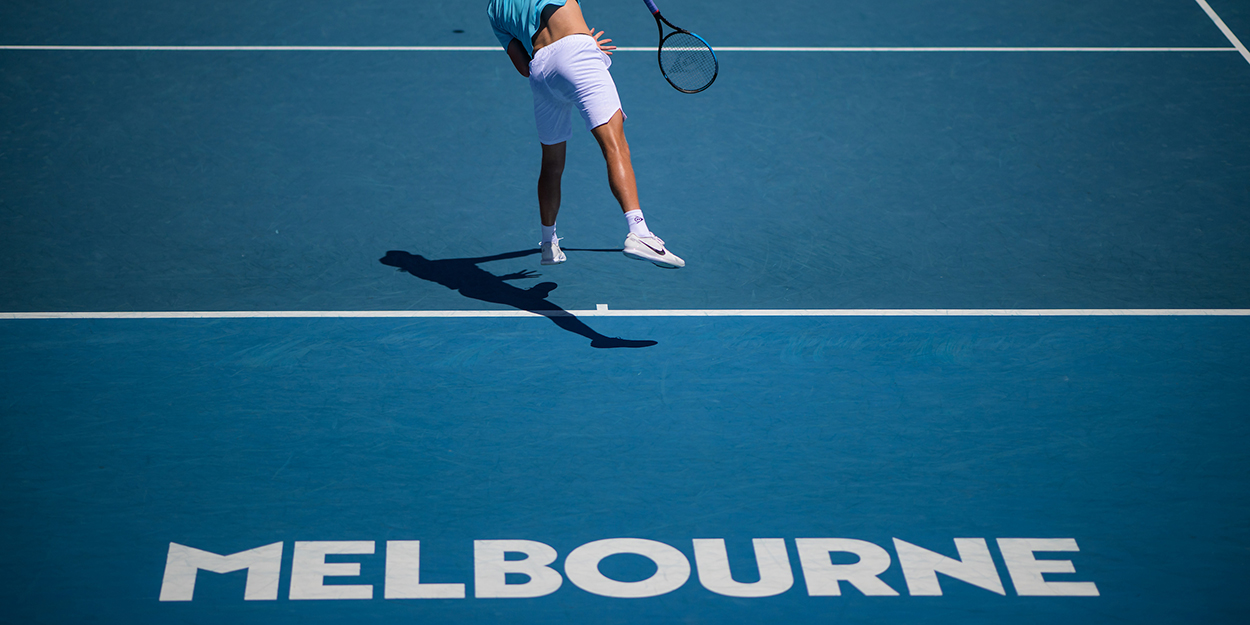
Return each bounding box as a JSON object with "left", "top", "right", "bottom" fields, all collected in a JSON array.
[{"left": 643, "top": 1, "right": 718, "bottom": 94}]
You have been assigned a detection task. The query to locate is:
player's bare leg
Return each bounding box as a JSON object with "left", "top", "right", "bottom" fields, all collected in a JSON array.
[
  {"left": 539, "top": 141, "right": 566, "bottom": 227},
  {"left": 538, "top": 141, "right": 567, "bottom": 265},
  {"left": 592, "top": 110, "right": 684, "bottom": 268},
  {"left": 590, "top": 110, "right": 640, "bottom": 215}
]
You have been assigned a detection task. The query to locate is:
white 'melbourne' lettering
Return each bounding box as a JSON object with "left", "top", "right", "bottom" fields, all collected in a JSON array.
[
  {"left": 997, "top": 538, "right": 1099, "bottom": 596},
  {"left": 473, "top": 540, "right": 564, "bottom": 598},
  {"left": 893, "top": 538, "right": 1005, "bottom": 596},
  {"left": 384, "top": 541, "right": 466, "bottom": 599},
  {"left": 564, "top": 538, "right": 691, "bottom": 598},
  {"left": 692, "top": 538, "right": 793, "bottom": 597},
  {"left": 289, "top": 541, "right": 375, "bottom": 600},
  {"left": 159, "top": 542, "right": 284, "bottom": 602},
  {"left": 159, "top": 535, "right": 1100, "bottom": 602},
  {"left": 795, "top": 538, "right": 899, "bottom": 596}
]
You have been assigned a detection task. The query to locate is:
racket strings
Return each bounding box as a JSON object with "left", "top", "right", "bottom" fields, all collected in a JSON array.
[{"left": 659, "top": 32, "right": 717, "bottom": 93}]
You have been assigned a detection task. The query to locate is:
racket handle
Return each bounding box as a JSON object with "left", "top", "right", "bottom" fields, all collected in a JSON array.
[{"left": 642, "top": 0, "right": 661, "bottom": 15}]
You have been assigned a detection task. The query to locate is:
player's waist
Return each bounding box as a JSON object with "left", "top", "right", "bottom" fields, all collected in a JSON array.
[{"left": 533, "top": 32, "right": 596, "bottom": 58}]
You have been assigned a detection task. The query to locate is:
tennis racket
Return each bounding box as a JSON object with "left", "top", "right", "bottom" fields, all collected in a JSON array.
[{"left": 642, "top": 0, "right": 718, "bottom": 94}]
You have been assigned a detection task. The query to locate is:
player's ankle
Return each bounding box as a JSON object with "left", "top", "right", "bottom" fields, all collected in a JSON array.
[{"left": 624, "top": 209, "right": 650, "bottom": 237}]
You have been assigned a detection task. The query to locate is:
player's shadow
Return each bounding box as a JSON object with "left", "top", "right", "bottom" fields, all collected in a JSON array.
[{"left": 380, "top": 249, "right": 656, "bottom": 349}]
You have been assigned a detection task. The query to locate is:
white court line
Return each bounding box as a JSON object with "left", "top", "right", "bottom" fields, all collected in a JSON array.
[
  {"left": 0, "top": 45, "right": 501, "bottom": 51},
  {"left": 2, "top": 309, "right": 1249, "bottom": 320},
  {"left": 1195, "top": 0, "right": 1250, "bottom": 65},
  {"left": 0, "top": 45, "right": 1237, "bottom": 53},
  {"left": 709, "top": 47, "right": 1235, "bottom": 52}
]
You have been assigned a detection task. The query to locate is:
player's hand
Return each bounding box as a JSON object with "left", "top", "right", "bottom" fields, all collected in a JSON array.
[{"left": 590, "top": 28, "right": 615, "bottom": 55}]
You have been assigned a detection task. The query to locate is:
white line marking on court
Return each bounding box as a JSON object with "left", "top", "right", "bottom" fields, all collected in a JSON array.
[
  {"left": 707, "top": 47, "right": 1236, "bottom": 53},
  {"left": 0, "top": 45, "right": 1237, "bottom": 53},
  {"left": 2, "top": 309, "right": 1248, "bottom": 320},
  {"left": 0, "top": 45, "right": 501, "bottom": 51},
  {"left": 1194, "top": 0, "right": 1250, "bottom": 65}
]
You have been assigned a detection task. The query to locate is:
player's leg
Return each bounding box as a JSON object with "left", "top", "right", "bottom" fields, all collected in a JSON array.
[
  {"left": 539, "top": 141, "right": 565, "bottom": 227},
  {"left": 589, "top": 110, "right": 639, "bottom": 215},
  {"left": 590, "top": 112, "right": 685, "bottom": 269},
  {"left": 538, "top": 141, "right": 567, "bottom": 265}
]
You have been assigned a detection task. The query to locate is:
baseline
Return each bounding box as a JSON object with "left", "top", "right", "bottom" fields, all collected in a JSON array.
[{"left": 3, "top": 309, "right": 1249, "bottom": 320}]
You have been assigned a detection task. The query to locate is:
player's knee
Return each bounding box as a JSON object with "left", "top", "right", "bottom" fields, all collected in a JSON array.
[
  {"left": 603, "top": 142, "right": 631, "bottom": 165},
  {"left": 540, "top": 150, "right": 566, "bottom": 176},
  {"left": 540, "top": 158, "right": 565, "bottom": 177}
]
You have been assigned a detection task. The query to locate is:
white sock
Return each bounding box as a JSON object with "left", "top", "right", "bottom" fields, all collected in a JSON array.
[
  {"left": 624, "top": 210, "right": 650, "bottom": 237},
  {"left": 542, "top": 224, "right": 557, "bottom": 244}
]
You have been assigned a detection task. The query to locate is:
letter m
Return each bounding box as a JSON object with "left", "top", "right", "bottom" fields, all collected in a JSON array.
[{"left": 159, "top": 542, "right": 284, "bottom": 601}]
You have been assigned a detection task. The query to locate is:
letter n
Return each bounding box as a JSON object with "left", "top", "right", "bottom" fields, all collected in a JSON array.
[
  {"left": 159, "top": 542, "right": 284, "bottom": 601},
  {"left": 893, "top": 538, "right": 1005, "bottom": 596}
]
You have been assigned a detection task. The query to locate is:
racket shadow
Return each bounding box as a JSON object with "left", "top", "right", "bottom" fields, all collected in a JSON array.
[{"left": 379, "top": 249, "right": 655, "bottom": 349}]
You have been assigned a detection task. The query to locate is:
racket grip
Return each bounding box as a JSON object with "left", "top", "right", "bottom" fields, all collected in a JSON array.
[{"left": 642, "top": 0, "right": 661, "bottom": 15}]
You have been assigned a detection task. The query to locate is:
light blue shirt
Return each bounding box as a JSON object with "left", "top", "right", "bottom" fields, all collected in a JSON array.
[{"left": 487, "top": 0, "right": 569, "bottom": 58}]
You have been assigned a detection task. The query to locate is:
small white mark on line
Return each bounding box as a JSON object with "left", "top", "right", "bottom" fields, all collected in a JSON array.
[{"left": 597, "top": 304, "right": 609, "bottom": 312}]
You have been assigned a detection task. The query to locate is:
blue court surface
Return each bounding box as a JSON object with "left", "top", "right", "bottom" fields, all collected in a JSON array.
[{"left": 2, "top": 1, "right": 1249, "bottom": 624}]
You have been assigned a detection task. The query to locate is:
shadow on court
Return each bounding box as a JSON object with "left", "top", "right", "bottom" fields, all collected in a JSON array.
[{"left": 380, "top": 249, "right": 657, "bottom": 348}]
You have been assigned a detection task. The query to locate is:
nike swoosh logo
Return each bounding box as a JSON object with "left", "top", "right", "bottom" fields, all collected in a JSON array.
[{"left": 640, "top": 240, "right": 666, "bottom": 255}]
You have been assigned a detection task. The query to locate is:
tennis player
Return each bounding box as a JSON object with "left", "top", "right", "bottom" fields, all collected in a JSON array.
[{"left": 488, "top": 0, "right": 685, "bottom": 268}]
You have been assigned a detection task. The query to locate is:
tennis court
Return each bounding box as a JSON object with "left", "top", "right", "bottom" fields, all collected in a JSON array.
[{"left": 1, "top": 1, "right": 1248, "bottom": 623}]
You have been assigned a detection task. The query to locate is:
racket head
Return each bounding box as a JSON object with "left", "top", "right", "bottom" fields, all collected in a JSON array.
[{"left": 657, "top": 30, "right": 718, "bottom": 94}]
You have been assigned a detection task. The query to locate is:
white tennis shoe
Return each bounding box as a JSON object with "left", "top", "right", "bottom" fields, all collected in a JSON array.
[
  {"left": 623, "top": 233, "right": 685, "bottom": 268},
  {"left": 541, "top": 238, "right": 566, "bottom": 265}
]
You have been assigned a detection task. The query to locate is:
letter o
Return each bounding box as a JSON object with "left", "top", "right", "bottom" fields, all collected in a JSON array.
[{"left": 564, "top": 539, "right": 691, "bottom": 598}]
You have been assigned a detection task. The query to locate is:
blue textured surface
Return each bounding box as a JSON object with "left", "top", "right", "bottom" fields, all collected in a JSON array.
[
  {"left": 2, "top": 1, "right": 1249, "bottom": 623},
  {"left": 3, "top": 49, "right": 1248, "bottom": 311},
  {"left": 1, "top": 317, "right": 1249, "bottom": 623}
]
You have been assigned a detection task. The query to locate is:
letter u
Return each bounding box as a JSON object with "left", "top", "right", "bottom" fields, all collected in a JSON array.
[{"left": 693, "top": 539, "right": 794, "bottom": 598}]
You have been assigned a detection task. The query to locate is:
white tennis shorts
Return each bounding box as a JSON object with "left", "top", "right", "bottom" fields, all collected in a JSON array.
[{"left": 529, "top": 34, "right": 625, "bottom": 145}]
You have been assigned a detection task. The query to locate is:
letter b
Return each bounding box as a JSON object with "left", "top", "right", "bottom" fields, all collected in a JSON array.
[{"left": 474, "top": 540, "right": 564, "bottom": 598}]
